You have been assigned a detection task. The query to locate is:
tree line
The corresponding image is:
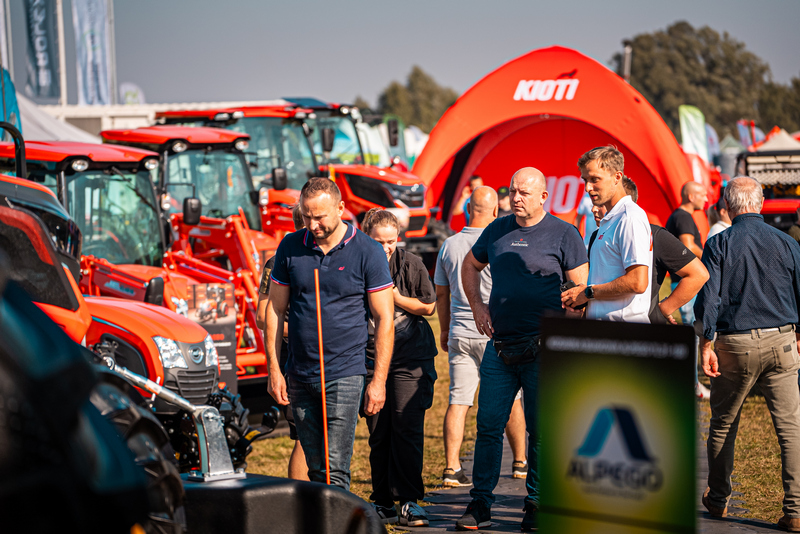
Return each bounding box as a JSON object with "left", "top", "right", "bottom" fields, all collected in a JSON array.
[{"left": 361, "top": 21, "right": 799, "bottom": 140}]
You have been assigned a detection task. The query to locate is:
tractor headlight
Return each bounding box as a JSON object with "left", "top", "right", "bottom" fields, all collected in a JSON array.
[
  {"left": 234, "top": 139, "right": 249, "bottom": 151},
  {"left": 170, "top": 296, "right": 188, "bottom": 317},
  {"left": 71, "top": 159, "right": 89, "bottom": 172},
  {"left": 143, "top": 157, "right": 159, "bottom": 171},
  {"left": 171, "top": 140, "right": 188, "bottom": 153},
  {"left": 153, "top": 336, "right": 188, "bottom": 369},
  {"left": 204, "top": 334, "right": 219, "bottom": 367}
]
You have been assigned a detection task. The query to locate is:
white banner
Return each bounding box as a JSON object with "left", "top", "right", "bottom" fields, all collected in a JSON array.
[
  {"left": 0, "top": 1, "right": 8, "bottom": 71},
  {"left": 119, "top": 81, "right": 145, "bottom": 105},
  {"left": 71, "top": 0, "right": 112, "bottom": 105}
]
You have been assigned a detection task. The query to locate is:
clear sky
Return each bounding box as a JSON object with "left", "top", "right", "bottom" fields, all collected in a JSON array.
[{"left": 8, "top": 0, "right": 800, "bottom": 106}]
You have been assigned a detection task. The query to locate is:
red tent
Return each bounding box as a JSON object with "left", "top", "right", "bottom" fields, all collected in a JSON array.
[{"left": 413, "top": 46, "right": 705, "bottom": 235}]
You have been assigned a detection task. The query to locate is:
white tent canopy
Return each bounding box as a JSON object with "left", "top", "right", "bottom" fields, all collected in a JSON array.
[
  {"left": 757, "top": 128, "right": 800, "bottom": 152},
  {"left": 16, "top": 93, "right": 100, "bottom": 143}
]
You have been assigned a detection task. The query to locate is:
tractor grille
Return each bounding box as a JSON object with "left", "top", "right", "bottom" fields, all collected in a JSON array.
[
  {"left": 407, "top": 216, "right": 427, "bottom": 233},
  {"left": 169, "top": 369, "right": 217, "bottom": 405}
]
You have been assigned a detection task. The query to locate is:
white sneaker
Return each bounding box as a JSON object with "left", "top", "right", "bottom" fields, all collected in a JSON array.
[
  {"left": 696, "top": 382, "right": 711, "bottom": 400},
  {"left": 399, "top": 501, "right": 429, "bottom": 527}
]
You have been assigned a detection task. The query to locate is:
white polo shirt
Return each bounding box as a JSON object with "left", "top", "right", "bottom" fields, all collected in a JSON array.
[{"left": 587, "top": 195, "right": 652, "bottom": 323}]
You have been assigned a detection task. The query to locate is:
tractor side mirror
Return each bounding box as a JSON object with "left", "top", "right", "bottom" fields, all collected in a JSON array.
[
  {"left": 144, "top": 276, "right": 164, "bottom": 305},
  {"left": 387, "top": 119, "right": 399, "bottom": 147},
  {"left": 321, "top": 128, "right": 336, "bottom": 153},
  {"left": 272, "top": 167, "right": 287, "bottom": 191},
  {"left": 183, "top": 197, "right": 202, "bottom": 226}
]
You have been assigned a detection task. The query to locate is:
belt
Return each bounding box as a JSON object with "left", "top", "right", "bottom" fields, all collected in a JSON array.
[{"left": 724, "top": 324, "right": 795, "bottom": 336}]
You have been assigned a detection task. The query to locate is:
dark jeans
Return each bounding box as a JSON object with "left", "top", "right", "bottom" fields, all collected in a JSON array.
[
  {"left": 288, "top": 374, "right": 365, "bottom": 490},
  {"left": 470, "top": 340, "right": 539, "bottom": 508},
  {"left": 366, "top": 359, "right": 437, "bottom": 505}
]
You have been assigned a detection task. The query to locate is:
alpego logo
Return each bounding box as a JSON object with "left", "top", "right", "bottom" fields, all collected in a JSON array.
[
  {"left": 566, "top": 407, "right": 663, "bottom": 495},
  {"left": 514, "top": 79, "right": 579, "bottom": 102}
]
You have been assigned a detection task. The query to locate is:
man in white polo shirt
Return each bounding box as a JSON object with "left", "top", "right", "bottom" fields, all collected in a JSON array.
[{"left": 561, "top": 146, "right": 652, "bottom": 322}]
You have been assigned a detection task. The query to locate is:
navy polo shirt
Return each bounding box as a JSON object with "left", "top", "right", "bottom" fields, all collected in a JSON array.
[{"left": 270, "top": 223, "right": 393, "bottom": 383}]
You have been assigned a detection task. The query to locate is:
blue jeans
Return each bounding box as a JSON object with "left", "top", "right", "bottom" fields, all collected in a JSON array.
[
  {"left": 470, "top": 340, "right": 539, "bottom": 508},
  {"left": 288, "top": 374, "right": 365, "bottom": 490}
]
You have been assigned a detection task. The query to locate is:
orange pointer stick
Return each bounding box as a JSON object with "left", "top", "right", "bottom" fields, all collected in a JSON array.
[{"left": 314, "top": 269, "right": 331, "bottom": 485}]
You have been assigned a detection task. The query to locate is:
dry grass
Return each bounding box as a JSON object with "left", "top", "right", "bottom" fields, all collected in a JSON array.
[
  {"left": 247, "top": 314, "right": 473, "bottom": 503},
  {"left": 247, "top": 296, "right": 787, "bottom": 526},
  {"left": 698, "top": 389, "right": 784, "bottom": 523}
]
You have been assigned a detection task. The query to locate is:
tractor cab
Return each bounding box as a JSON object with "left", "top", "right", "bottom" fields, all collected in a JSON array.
[
  {"left": 155, "top": 102, "right": 443, "bottom": 266},
  {"left": 101, "top": 126, "right": 262, "bottom": 230}
]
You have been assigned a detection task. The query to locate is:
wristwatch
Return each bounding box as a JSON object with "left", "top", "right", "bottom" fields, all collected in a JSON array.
[{"left": 584, "top": 285, "right": 595, "bottom": 300}]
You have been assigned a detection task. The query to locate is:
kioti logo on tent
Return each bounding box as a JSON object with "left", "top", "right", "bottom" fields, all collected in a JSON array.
[
  {"left": 566, "top": 407, "right": 663, "bottom": 496},
  {"left": 513, "top": 79, "right": 579, "bottom": 102}
]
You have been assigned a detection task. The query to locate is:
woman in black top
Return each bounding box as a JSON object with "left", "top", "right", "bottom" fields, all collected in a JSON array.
[{"left": 362, "top": 208, "right": 438, "bottom": 527}]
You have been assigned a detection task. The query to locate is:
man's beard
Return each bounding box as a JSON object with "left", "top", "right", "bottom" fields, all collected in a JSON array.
[{"left": 313, "top": 220, "right": 341, "bottom": 240}]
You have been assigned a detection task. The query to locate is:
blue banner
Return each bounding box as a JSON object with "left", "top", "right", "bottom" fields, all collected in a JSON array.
[
  {"left": 72, "top": 0, "right": 112, "bottom": 105},
  {"left": 24, "top": 0, "right": 60, "bottom": 99},
  {"left": 0, "top": 68, "right": 22, "bottom": 136}
]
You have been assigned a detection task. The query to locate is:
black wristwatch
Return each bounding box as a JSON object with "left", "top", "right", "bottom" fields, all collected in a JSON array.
[{"left": 584, "top": 285, "right": 595, "bottom": 300}]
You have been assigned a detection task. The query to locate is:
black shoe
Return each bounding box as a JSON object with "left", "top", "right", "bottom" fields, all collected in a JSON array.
[
  {"left": 371, "top": 502, "right": 398, "bottom": 525},
  {"left": 456, "top": 499, "right": 491, "bottom": 531},
  {"left": 443, "top": 467, "right": 472, "bottom": 487},
  {"left": 521, "top": 502, "right": 538, "bottom": 531}
]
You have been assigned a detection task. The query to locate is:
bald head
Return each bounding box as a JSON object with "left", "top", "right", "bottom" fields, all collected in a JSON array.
[
  {"left": 511, "top": 167, "right": 547, "bottom": 192},
  {"left": 467, "top": 186, "right": 498, "bottom": 228},
  {"left": 680, "top": 181, "right": 708, "bottom": 210},
  {"left": 509, "top": 167, "right": 549, "bottom": 225}
]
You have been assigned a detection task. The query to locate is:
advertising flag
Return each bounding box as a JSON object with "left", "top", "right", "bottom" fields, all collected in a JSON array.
[
  {"left": 679, "top": 105, "right": 709, "bottom": 163},
  {"left": 71, "top": 0, "right": 112, "bottom": 105},
  {"left": 0, "top": 68, "right": 22, "bottom": 138},
  {"left": 24, "top": 0, "right": 60, "bottom": 99},
  {"left": 0, "top": 0, "right": 9, "bottom": 71}
]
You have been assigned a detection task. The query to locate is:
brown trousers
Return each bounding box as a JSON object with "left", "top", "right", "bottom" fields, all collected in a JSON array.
[{"left": 707, "top": 326, "right": 800, "bottom": 516}]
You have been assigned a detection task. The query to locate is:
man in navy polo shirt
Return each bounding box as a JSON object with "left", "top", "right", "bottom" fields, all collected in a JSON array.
[
  {"left": 456, "top": 167, "right": 589, "bottom": 531},
  {"left": 266, "top": 178, "right": 395, "bottom": 490}
]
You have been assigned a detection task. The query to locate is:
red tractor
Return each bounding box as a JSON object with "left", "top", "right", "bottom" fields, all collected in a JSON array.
[
  {"left": 0, "top": 138, "right": 273, "bottom": 402},
  {"left": 155, "top": 99, "right": 448, "bottom": 267}
]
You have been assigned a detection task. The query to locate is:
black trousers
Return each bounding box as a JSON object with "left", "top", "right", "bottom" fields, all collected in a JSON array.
[{"left": 365, "top": 358, "right": 436, "bottom": 505}]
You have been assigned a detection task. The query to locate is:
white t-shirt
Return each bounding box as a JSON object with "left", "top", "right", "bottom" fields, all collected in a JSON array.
[
  {"left": 707, "top": 221, "right": 730, "bottom": 241},
  {"left": 586, "top": 196, "right": 652, "bottom": 323},
  {"left": 576, "top": 193, "right": 597, "bottom": 249}
]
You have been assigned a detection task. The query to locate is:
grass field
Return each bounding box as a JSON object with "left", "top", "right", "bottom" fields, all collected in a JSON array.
[
  {"left": 246, "top": 314, "right": 473, "bottom": 502},
  {"left": 246, "top": 310, "right": 786, "bottom": 524}
]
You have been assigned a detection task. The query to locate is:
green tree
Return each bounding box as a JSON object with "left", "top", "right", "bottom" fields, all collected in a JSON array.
[
  {"left": 352, "top": 95, "right": 372, "bottom": 112},
  {"left": 759, "top": 77, "right": 800, "bottom": 133},
  {"left": 613, "top": 21, "right": 769, "bottom": 138},
  {"left": 376, "top": 66, "right": 458, "bottom": 133}
]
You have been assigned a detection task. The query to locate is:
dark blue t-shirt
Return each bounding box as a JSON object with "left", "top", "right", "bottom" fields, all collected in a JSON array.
[
  {"left": 471, "top": 214, "right": 588, "bottom": 339},
  {"left": 270, "top": 223, "right": 393, "bottom": 383}
]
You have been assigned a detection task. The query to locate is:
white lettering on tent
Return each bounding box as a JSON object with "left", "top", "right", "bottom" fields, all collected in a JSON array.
[
  {"left": 514, "top": 79, "right": 579, "bottom": 102},
  {"left": 543, "top": 175, "right": 585, "bottom": 214}
]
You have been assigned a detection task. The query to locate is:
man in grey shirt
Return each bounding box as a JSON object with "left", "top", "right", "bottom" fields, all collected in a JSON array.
[{"left": 434, "top": 186, "right": 527, "bottom": 488}]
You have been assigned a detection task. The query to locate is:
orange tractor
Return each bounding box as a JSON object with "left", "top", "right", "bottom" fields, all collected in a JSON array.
[
  {"left": 155, "top": 99, "right": 448, "bottom": 267},
  {"left": 0, "top": 136, "right": 273, "bottom": 401}
]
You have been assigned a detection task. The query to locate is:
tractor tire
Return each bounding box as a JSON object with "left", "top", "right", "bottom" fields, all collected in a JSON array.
[
  {"left": 219, "top": 302, "right": 228, "bottom": 317},
  {"left": 90, "top": 381, "right": 186, "bottom": 534}
]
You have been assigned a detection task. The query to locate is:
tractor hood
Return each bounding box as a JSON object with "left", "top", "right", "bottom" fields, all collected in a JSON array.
[
  {"left": 84, "top": 296, "right": 208, "bottom": 345},
  {"left": 331, "top": 164, "right": 423, "bottom": 186}
]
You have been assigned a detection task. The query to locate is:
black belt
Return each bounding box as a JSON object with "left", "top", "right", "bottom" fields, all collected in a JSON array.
[{"left": 723, "top": 324, "right": 795, "bottom": 336}]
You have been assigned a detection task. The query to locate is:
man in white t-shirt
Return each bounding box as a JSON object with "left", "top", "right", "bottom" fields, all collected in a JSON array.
[{"left": 561, "top": 146, "right": 652, "bottom": 323}]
